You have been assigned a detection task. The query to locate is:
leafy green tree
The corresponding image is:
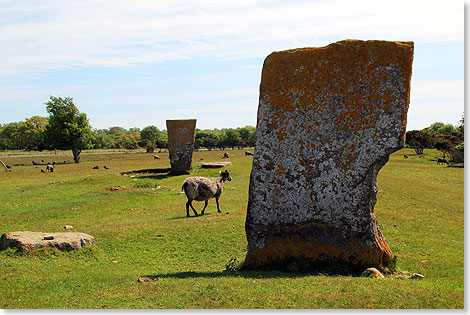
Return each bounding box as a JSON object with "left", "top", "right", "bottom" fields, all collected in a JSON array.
[
  {"left": 221, "top": 129, "right": 241, "bottom": 149},
  {"left": 108, "top": 126, "right": 127, "bottom": 138},
  {"left": 449, "top": 142, "right": 464, "bottom": 164},
  {"left": 19, "top": 116, "right": 48, "bottom": 150},
  {"left": 405, "top": 130, "right": 434, "bottom": 155},
  {"left": 44, "top": 96, "right": 94, "bottom": 163},
  {"left": 435, "top": 136, "right": 454, "bottom": 158},
  {"left": 0, "top": 122, "right": 21, "bottom": 149},
  {"left": 117, "top": 135, "right": 138, "bottom": 150},
  {"left": 238, "top": 126, "right": 256, "bottom": 147},
  {"left": 141, "top": 125, "right": 161, "bottom": 152}
]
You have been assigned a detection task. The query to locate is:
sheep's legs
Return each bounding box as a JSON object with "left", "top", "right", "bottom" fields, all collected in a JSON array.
[
  {"left": 200, "top": 200, "right": 209, "bottom": 215},
  {"left": 186, "top": 201, "right": 198, "bottom": 217},
  {"left": 215, "top": 197, "right": 221, "bottom": 213}
]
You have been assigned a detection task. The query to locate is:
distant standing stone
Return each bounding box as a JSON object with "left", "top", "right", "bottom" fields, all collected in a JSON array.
[
  {"left": 0, "top": 231, "right": 95, "bottom": 251},
  {"left": 243, "top": 40, "right": 414, "bottom": 272},
  {"left": 166, "top": 119, "right": 197, "bottom": 175}
]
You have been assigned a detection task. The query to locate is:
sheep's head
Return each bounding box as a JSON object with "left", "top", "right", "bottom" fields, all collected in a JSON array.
[{"left": 220, "top": 170, "right": 232, "bottom": 182}]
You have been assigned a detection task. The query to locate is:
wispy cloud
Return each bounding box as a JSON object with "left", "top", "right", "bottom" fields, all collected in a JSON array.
[{"left": 0, "top": 0, "right": 462, "bottom": 79}]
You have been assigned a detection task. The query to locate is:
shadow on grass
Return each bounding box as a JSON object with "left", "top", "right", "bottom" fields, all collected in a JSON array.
[
  {"left": 141, "top": 270, "right": 311, "bottom": 280},
  {"left": 166, "top": 213, "right": 213, "bottom": 220}
]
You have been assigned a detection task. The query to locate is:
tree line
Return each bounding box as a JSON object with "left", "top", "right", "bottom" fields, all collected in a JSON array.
[
  {"left": 0, "top": 96, "right": 256, "bottom": 162},
  {"left": 405, "top": 116, "right": 464, "bottom": 164},
  {"left": 0, "top": 96, "right": 463, "bottom": 164}
]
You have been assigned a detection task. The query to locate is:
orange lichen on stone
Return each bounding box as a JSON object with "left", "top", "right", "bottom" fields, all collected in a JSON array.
[
  {"left": 244, "top": 40, "right": 414, "bottom": 273},
  {"left": 166, "top": 119, "right": 197, "bottom": 175}
]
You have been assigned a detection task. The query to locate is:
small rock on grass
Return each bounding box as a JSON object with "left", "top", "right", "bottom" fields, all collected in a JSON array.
[
  {"left": 410, "top": 273, "right": 424, "bottom": 280},
  {"left": 361, "top": 267, "right": 385, "bottom": 279},
  {"left": 63, "top": 225, "right": 74, "bottom": 230},
  {"left": 137, "top": 277, "right": 156, "bottom": 283}
]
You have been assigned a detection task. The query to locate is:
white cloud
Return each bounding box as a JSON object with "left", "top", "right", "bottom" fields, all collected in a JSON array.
[
  {"left": 0, "top": 0, "right": 463, "bottom": 79},
  {"left": 411, "top": 80, "right": 464, "bottom": 100}
]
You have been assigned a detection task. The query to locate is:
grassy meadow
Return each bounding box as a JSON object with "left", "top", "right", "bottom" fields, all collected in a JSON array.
[{"left": 0, "top": 148, "right": 464, "bottom": 309}]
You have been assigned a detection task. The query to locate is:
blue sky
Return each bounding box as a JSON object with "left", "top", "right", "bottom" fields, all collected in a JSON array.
[{"left": 0, "top": 0, "right": 464, "bottom": 131}]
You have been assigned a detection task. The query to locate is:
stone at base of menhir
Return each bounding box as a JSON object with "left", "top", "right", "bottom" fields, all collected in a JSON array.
[{"left": 0, "top": 231, "right": 95, "bottom": 251}]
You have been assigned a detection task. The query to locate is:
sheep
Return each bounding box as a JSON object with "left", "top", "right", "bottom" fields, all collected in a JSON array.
[
  {"left": 221, "top": 152, "right": 229, "bottom": 159},
  {"left": 45, "top": 164, "right": 54, "bottom": 172},
  {"left": 182, "top": 170, "right": 232, "bottom": 217},
  {"left": 154, "top": 155, "right": 160, "bottom": 159},
  {"left": 403, "top": 154, "right": 408, "bottom": 159},
  {"left": 104, "top": 165, "right": 110, "bottom": 169},
  {"left": 437, "top": 157, "right": 449, "bottom": 165},
  {"left": 93, "top": 165, "right": 99, "bottom": 169},
  {"left": 245, "top": 151, "right": 254, "bottom": 156}
]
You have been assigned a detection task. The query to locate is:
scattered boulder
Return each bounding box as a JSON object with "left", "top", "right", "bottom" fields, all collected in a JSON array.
[
  {"left": 109, "top": 186, "right": 126, "bottom": 191},
  {"left": 137, "top": 277, "right": 156, "bottom": 283},
  {"left": 63, "top": 225, "right": 74, "bottom": 230},
  {"left": 362, "top": 267, "right": 385, "bottom": 279},
  {"left": 0, "top": 231, "right": 95, "bottom": 251},
  {"left": 410, "top": 273, "right": 424, "bottom": 280}
]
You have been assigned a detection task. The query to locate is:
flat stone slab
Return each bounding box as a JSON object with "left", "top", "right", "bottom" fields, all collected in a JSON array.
[
  {"left": 201, "top": 162, "right": 232, "bottom": 168},
  {"left": 0, "top": 231, "right": 95, "bottom": 251}
]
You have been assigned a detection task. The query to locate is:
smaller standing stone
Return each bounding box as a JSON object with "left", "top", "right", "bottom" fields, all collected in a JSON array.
[{"left": 166, "top": 119, "right": 197, "bottom": 175}]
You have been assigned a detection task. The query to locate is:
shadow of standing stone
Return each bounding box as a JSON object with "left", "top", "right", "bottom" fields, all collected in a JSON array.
[
  {"left": 166, "top": 119, "right": 197, "bottom": 175},
  {"left": 243, "top": 40, "right": 414, "bottom": 273}
]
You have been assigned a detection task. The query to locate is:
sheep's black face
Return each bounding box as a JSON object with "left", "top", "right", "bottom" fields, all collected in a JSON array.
[{"left": 221, "top": 170, "right": 232, "bottom": 181}]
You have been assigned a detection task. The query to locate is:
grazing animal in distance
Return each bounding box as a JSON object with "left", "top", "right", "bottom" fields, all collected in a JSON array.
[
  {"left": 437, "top": 157, "right": 449, "bottom": 165},
  {"left": 40, "top": 169, "right": 45, "bottom": 173},
  {"left": 403, "top": 154, "right": 408, "bottom": 159},
  {"left": 245, "top": 151, "right": 254, "bottom": 156},
  {"left": 32, "top": 160, "right": 38, "bottom": 165},
  {"left": 104, "top": 165, "right": 109, "bottom": 169},
  {"left": 154, "top": 155, "right": 160, "bottom": 159},
  {"left": 45, "top": 164, "right": 54, "bottom": 172},
  {"left": 182, "top": 170, "right": 232, "bottom": 217},
  {"left": 221, "top": 152, "right": 229, "bottom": 159},
  {"left": 93, "top": 165, "right": 99, "bottom": 169}
]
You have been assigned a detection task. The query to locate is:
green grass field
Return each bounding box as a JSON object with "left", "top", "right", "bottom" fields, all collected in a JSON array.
[{"left": 0, "top": 148, "right": 464, "bottom": 309}]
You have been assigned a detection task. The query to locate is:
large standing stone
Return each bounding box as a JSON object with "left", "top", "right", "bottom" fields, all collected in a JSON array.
[
  {"left": 243, "top": 40, "right": 414, "bottom": 272},
  {"left": 0, "top": 231, "right": 95, "bottom": 251},
  {"left": 166, "top": 119, "right": 197, "bottom": 175}
]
